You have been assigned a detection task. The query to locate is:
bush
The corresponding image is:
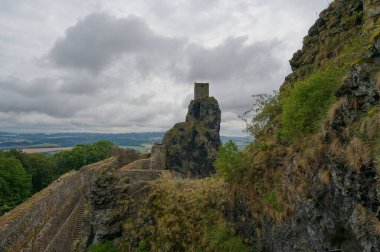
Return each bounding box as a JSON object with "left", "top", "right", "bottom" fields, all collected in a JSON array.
[
  {"left": 207, "top": 222, "right": 250, "bottom": 252},
  {"left": 87, "top": 241, "right": 117, "bottom": 252},
  {"left": 279, "top": 66, "right": 344, "bottom": 142},
  {"left": 136, "top": 239, "right": 150, "bottom": 252},
  {"left": 263, "top": 190, "right": 284, "bottom": 212},
  {"left": 242, "top": 91, "right": 280, "bottom": 138},
  {"left": 215, "top": 141, "right": 248, "bottom": 182}
]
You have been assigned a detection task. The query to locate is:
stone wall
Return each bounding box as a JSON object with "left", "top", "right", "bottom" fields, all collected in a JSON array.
[
  {"left": 121, "top": 158, "right": 151, "bottom": 171},
  {"left": 44, "top": 198, "right": 84, "bottom": 252},
  {"left": 150, "top": 144, "right": 166, "bottom": 170},
  {"left": 112, "top": 147, "right": 149, "bottom": 168},
  {"left": 0, "top": 158, "right": 116, "bottom": 252}
]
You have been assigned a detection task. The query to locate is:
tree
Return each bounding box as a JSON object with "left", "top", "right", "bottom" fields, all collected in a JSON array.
[
  {"left": 27, "top": 154, "right": 55, "bottom": 192},
  {"left": 6, "top": 150, "right": 55, "bottom": 192},
  {"left": 54, "top": 140, "right": 114, "bottom": 175},
  {"left": 215, "top": 141, "right": 247, "bottom": 182},
  {"left": 0, "top": 155, "right": 32, "bottom": 215},
  {"left": 241, "top": 91, "right": 280, "bottom": 139}
]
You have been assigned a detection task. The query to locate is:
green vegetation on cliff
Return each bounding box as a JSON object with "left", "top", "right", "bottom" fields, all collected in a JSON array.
[{"left": 279, "top": 66, "right": 345, "bottom": 142}]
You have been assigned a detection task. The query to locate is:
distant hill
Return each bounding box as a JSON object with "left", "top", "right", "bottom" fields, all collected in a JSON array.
[{"left": 0, "top": 132, "right": 250, "bottom": 151}]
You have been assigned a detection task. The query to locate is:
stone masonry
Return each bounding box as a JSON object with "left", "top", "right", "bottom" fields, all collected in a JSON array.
[
  {"left": 194, "top": 83, "right": 209, "bottom": 100},
  {"left": 150, "top": 143, "right": 166, "bottom": 170}
]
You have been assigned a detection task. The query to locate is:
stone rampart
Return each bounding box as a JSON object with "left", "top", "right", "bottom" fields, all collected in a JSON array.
[
  {"left": 0, "top": 158, "right": 116, "bottom": 252},
  {"left": 121, "top": 158, "right": 151, "bottom": 171}
]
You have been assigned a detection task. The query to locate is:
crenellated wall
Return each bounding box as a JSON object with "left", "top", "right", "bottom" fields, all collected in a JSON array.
[{"left": 0, "top": 158, "right": 116, "bottom": 252}]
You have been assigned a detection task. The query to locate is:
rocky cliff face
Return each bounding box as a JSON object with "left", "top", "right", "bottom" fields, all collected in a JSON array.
[
  {"left": 163, "top": 97, "right": 221, "bottom": 178},
  {"left": 256, "top": 64, "right": 380, "bottom": 251},
  {"left": 225, "top": 0, "right": 380, "bottom": 251}
]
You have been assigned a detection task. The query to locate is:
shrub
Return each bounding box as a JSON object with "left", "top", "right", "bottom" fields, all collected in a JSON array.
[
  {"left": 242, "top": 91, "right": 280, "bottom": 138},
  {"left": 136, "top": 239, "right": 150, "bottom": 252},
  {"left": 207, "top": 222, "right": 250, "bottom": 252},
  {"left": 263, "top": 189, "right": 283, "bottom": 212},
  {"left": 279, "top": 66, "right": 345, "bottom": 142},
  {"left": 215, "top": 141, "right": 248, "bottom": 182},
  {"left": 87, "top": 241, "right": 117, "bottom": 252}
]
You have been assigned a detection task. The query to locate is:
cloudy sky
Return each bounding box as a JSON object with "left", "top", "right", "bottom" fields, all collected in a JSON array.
[{"left": 0, "top": 0, "right": 328, "bottom": 136}]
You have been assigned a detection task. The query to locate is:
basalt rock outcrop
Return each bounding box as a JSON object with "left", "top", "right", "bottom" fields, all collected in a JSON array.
[
  {"left": 225, "top": 0, "right": 380, "bottom": 251},
  {"left": 163, "top": 96, "right": 221, "bottom": 178}
]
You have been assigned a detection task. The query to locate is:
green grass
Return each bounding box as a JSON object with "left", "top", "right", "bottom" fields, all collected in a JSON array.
[{"left": 278, "top": 66, "right": 346, "bottom": 142}]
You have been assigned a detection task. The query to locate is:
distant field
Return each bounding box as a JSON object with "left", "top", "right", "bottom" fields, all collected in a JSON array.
[
  {"left": 119, "top": 145, "right": 150, "bottom": 153},
  {"left": 22, "top": 147, "right": 73, "bottom": 153},
  {"left": 0, "top": 132, "right": 250, "bottom": 152}
]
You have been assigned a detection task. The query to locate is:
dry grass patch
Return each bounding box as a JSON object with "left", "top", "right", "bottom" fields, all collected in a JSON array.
[
  {"left": 328, "top": 98, "right": 345, "bottom": 121},
  {"left": 120, "top": 177, "right": 251, "bottom": 251},
  {"left": 376, "top": 72, "right": 380, "bottom": 93},
  {"left": 359, "top": 112, "right": 380, "bottom": 140},
  {"left": 354, "top": 204, "right": 380, "bottom": 238},
  {"left": 346, "top": 137, "right": 372, "bottom": 171},
  {"left": 330, "top": 138, "right": 345, "bottom": 158},
  {"left": 320, "top": 169, "right": 331, "bottom": 185}
]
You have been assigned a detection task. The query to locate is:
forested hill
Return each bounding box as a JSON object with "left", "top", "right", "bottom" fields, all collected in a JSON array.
[
  {"left": 0, "top": 132, "right": 164, "bottom": 150},
  {"left": 0, "top": 132, "right": 249, "bottom": 150}
]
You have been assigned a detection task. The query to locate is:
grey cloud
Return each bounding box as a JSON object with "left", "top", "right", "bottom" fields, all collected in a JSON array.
[
  {"left": 59, "top": 74, "right": 108, "bottom": 95},
  {"left": 186, "top": 36, "right": 283, "bottom": 82},
  {"left": 49, "top": 13, "right": 182, "bottom": 73},
  {"left": 130, "top": 93, "right": 155, "bottom": 106},
  {"left": 0, "top": 0, "right": 328, "bottom": 135},
  {"left": 0, "top": 77, "right": 91, "bottom": 117}
]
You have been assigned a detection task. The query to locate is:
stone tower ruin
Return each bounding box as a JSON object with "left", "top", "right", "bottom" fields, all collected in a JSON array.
[
  {"left": 194, "top": 83, "right": 209, "bottom": 100},
  {"left": 150, "top": 143, "right": 166, "bottom": 170}
]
